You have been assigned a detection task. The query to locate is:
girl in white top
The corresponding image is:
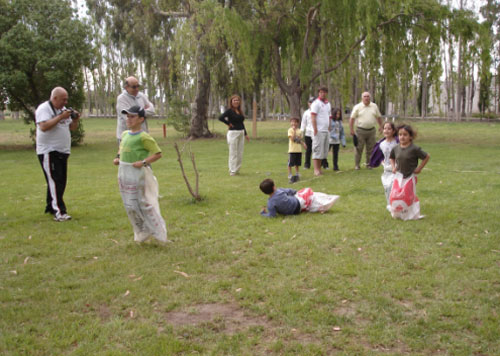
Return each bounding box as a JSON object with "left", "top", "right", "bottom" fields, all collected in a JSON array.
[{"left": 379, "top": 122, "right": 398, "bottom": 211}]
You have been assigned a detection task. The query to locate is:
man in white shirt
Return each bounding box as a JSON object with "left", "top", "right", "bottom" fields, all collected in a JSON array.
[
  {"left": 116, "top": 76, "right": 155, "bottom": 143},
  {"left": 36, "top": 87, "right": 81, "bottom": 222},
  {"left": 349, "top": 92, "right": 383, "bottom": 170},
  {"left": 310, "top": 87, "right": 332, "bottom": 176}
]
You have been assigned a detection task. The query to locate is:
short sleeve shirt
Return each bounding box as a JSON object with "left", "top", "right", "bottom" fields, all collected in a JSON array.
[
  {"left": 310, "top": 99, "right": 331, "bottom": 132},
  {"left": 35, "top": 101, "right": 72, "bottom": 155},
  {"left": 119, "top": 131, "right": 162, "bottom": 163},
  {"left": 288, "top": 128, "right": 303, "bottom": 153},
  {"left": 380, "top": 139, "right": 398, "bottom": 172},
  {"left": 390, "top": 143, "right": 428, "bottom": 178},
  {"left": 350, "top": 102, "right": 381, "bottom": 129}
]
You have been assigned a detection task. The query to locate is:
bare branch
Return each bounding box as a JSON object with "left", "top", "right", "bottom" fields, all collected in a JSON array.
[{"left": 174, "top": 142, "right": 201, "bottom": 201}]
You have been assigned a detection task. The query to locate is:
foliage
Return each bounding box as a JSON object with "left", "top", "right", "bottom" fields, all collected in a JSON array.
[
  {"left": 0, "top": 0, "right": 93, "bottom": 119},
  {"left": 1, "top": 118, "right": 500, "bottom": 355},
  {"left": 166, "top": 98, "right": 190, "bottom": 136}
]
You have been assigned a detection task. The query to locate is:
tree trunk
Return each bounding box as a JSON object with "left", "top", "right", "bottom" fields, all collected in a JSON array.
[{"left": 189, "top": 45, "right": 212, "bottom": 138}]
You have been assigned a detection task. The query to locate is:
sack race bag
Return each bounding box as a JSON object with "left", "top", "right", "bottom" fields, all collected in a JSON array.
[
  {"left": 381, "top": 171, "right": 395, "bottom": 209},
  {"left": 118, "top": 162, "right": 167, "bottom": 242},
  {"left": 389, "top": 172, "right": 422, "bottom": 220},
  {"left": 296, "top": 188, "right": 340, "bottom": 213}
]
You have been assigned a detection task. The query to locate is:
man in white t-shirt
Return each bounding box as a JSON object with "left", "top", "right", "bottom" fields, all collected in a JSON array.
[
  {"left": 116, "top": 76, "right": 155, "bottom": 143},
  {"left": 35, "top": 87, "right": 81, "bottom": 222},
  {"left": 349, "top": 91, "right": 383, "bottom": 170},
  {"left": 310, "top": 87, "right": 332, "bottom": 176}
]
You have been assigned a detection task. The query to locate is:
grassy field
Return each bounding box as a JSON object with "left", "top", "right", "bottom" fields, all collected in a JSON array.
[{"left": 1, "top": 117, "right": 499, "bottom": 355}]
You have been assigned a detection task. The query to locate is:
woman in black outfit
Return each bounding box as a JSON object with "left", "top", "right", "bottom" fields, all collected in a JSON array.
[{"left": 219, "top": 95, "right": 249, "bottom": 175}]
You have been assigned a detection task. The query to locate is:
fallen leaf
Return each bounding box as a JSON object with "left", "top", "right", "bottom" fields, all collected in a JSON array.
[
  {"left": 28, "top": 235, "right": 32, "bottom": 240},
  {"left": 484, "top": 230, "right": 489, "bottom": 234},
  {"left": 456, "top": 255, "right": 461, "bottom": 259},
  {"left": 333, "top": 326, "right": 341, "bottom": 331},
  {"left": 291, "top": 234, "right": 297, "bottom": 239},
  {"left": 23, "top": 257, "right": 30, "bottom": 264},
  {"left": 93, "top": 256, "right": 98, "bottom": 260},
  {"left": 437, "top": 242, "right": 443, "bottom": 246},
  {"left": 225, "top": 211, "right": 230, "bottom": 215},
  {"left": 174, "top": 270, "right": 189, "bottom": 278},
  {"left": 341, "top": 299, "right": 348, "bottom": 304},
  {"left": 236, "top": 288, "right": 242, "bottom": 292},
  {"left": 10, "top": 270, "right": 17, "bottom": 275},
  {"left": 129, "top": 310, "right": 135, "bottom": 318},
  {"left": 357, "top": 247, "right": 362, "bottom": 251},
  {"left": 291, "top": 328, "right": 297, "bottom": 332},
  {"left": 109, "top": 239, "right": 119, "bottom": 244},
  {"left": 133, "top": 276, "right": 142, "bottom": 281},
  {"left": 128, "top": 274, "right": 136, "bottom": 278}
]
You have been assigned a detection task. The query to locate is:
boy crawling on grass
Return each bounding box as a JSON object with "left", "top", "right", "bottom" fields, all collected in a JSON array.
[{"left": 259, "top": 178, "right": 340, "bottom": 217}]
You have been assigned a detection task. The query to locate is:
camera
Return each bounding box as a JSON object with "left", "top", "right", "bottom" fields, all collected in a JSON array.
[{"left": 66, "top": 107, "right": 78, "bottom": 119}]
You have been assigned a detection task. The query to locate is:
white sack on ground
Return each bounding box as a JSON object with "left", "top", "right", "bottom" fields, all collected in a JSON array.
[
  {"left": 389, "top": 172, "right": 422, "bottom": 220},
  {"left": 118, "top": 162, "right": 167, "bottom": 242},
  {"left": 296, "top": 188, "right": 340, "bottom": 213}
]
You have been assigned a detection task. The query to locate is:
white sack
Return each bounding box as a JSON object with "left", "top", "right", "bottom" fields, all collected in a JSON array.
[
  {"left": 296, "top": 188, "right": 340, "bottom": 213},
  {"left": 118, "top": 162, "right": 167, "bottom": 242}
]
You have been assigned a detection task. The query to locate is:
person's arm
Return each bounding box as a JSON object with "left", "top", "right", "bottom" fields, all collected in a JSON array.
[
  {"left": 69, "top": 111, "right": 81, "bottom": 131},
  {"left": 242, "top": 121, "right": 249, "bottom": 141},
  {"left": 300, "top": 112, "right": 307, "bottom": 132},
  {"left": 261, "top": 202, "right": 277, "bottom": 217},
  {"left": 413, "top": 154, "right": 430, "bottom": 175},
  {"left": 311, "top": 113, "right": 318, "bottom": 136},
  {"left": 340, "top": 123, "right": 346, "bottom": 147},
  {"left": 132, "top": 152, "right": 162, "bottom": 168},
  {"left": 142, "top": 95, "right": 155, "bottom": 115},
  {"left": 377, "top": 116, "right": 383, "bottom": 133},
  {"left": 349, "top": 116, "right": 355, "bottom": 136},
  {"left": 38, "top": 110, "right": 72, "bottom": 132},
  {"left": 390, "top": 158, "right": 396, "bottom": 173}
]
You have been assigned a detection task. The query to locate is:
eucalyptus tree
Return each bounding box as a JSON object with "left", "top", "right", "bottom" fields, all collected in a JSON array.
[
  {"left": 480, "top": 0, "right": 500, "bottom": 114},
  {"left": 233, "top": 0, "right": 451, "bottom": 119}
]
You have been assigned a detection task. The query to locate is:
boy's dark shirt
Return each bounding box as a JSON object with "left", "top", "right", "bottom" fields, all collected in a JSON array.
[
  {"left": 261, "top": 188, "right": 301, "bottom": 217},
  {"left": 390, "top": 143, "right": 427, "bottom": 178}
]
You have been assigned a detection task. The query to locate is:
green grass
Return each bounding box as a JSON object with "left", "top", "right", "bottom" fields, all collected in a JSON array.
[{"left": 1, "top": 118, "right": 500, "bottom": 355}]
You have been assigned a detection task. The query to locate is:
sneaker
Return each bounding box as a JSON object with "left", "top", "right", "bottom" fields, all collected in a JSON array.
[
  {"left": 54, "top": 214, "right": 72, "bottom": 222},
  {"left": 354, "top": 166, "right": 360, "bottom": 170},
  {"left": 304, "top": 165, "right": 310, "bottom": 169},
  {"left": 333, "top": 167, "right": 339, "bottom": 171},
  {"left": 294, "top": 175, "right": 300, "bottom": 182},
  {"left": 288, "top": 175, "right": 294, "bottom": 183}
]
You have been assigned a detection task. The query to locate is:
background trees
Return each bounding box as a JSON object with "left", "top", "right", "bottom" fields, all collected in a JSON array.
[{"left": 0, "top": 0, "right": 93, "bottom": 120}]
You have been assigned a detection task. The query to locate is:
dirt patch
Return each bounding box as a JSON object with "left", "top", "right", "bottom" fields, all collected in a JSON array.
[{"left": 165, "top": 302, "right": 270, "bottom": 334}]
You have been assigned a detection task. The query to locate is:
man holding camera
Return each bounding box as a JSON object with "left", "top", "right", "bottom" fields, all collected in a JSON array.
[
  {"left": 35, "top": 87, "right": 80, "bottom": 222},
  {"left": 116, "top": 76, "right": 155, "bottom": 143}
]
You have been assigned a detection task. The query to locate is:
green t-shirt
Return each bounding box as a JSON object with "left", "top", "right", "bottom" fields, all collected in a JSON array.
[{"left": 119, "top": 131, "right": 161, "bottom": 163}]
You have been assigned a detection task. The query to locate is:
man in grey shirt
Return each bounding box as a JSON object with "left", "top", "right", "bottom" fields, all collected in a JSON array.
[{"left": 116, "top": 76, "right": 155, "bottom": 142}]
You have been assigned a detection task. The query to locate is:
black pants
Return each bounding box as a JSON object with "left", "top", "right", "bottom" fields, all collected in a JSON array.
[
  {"left": 38, "top": 151, "right": 69, "bottom": 217},
  {"left": 330, "top": 144, "right": 340, "bottom": 169},
  {"left": 305, "top": 135, "right": 328, "bottom": 168}
]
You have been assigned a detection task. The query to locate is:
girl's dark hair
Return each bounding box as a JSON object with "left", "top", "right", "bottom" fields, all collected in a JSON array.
[
  {"left": 384, "top": 121, "right": 397, "bottom": 137},
  {"left": 259, "top": 179, "right": 275, "bottom": 194},
  {"left": 332, "top": 108, "right": 342, "bottom": 121},
  {"left": 397, "top": 124, "right": 417, "bottom": 139}
]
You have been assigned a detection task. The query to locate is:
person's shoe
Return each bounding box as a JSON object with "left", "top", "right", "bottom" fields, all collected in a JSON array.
[
  {"left": 354, "top": 166, "right": 360, "bottom": 170},
  {"left": 294, "top": 175, "right": 300, "bottom": 182},
  {"left": 54, "top": 214, "right": 72, "bottom": 222},
  {"left": 366, "top": 165, "right": 372, "bottom": 170},
  {"left": 288, "top": 175, "right": 294, "bottom": 183},
  {"left": 334, "top": 167, "right": 339, "bottom": 171},
  {"left": 304, "top": 164, "right": 310, "bottom": 169}
]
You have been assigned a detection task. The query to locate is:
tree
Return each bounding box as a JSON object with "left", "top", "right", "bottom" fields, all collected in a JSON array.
[{"left": 0, "top": 0, "right": 93, "bottom": 120}]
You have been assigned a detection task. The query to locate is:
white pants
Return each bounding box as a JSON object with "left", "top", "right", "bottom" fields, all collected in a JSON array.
[{"left": 227, "top": 130, "right": 245, "bottom": 174}]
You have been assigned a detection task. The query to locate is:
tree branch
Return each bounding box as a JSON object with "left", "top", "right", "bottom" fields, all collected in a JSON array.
[{"left": 309, "top": 12, "right": 408, "bottom": 85}]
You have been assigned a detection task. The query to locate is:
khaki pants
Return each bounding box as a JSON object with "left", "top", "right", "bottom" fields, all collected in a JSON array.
[
  {"left": 355, "top": 127, "right": 376, "bottom": 167},
  {"left": 227, "top": 130, "right": 245, "bottom": 174}
]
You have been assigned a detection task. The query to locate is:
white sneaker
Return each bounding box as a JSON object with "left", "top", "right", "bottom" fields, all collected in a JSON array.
[{"left": 54, "top": 214, "right": 72, "bottom": 222}]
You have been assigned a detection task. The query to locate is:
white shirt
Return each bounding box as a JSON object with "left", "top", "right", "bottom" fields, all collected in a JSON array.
[
  {"left": 35, "top": 101, "right": 72, "bottom": 155},
  {"left": 380, "top": 139, "right": 398, "bottom": 172},
  {"left": 310, "top": 99, "right": 331, "bottom": 132},
  {"left": 300, "top": 109, "right": 314, "bottom": 137},
  {"left": 116, "top": 91, "right": 155, "bottom": 139}
]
